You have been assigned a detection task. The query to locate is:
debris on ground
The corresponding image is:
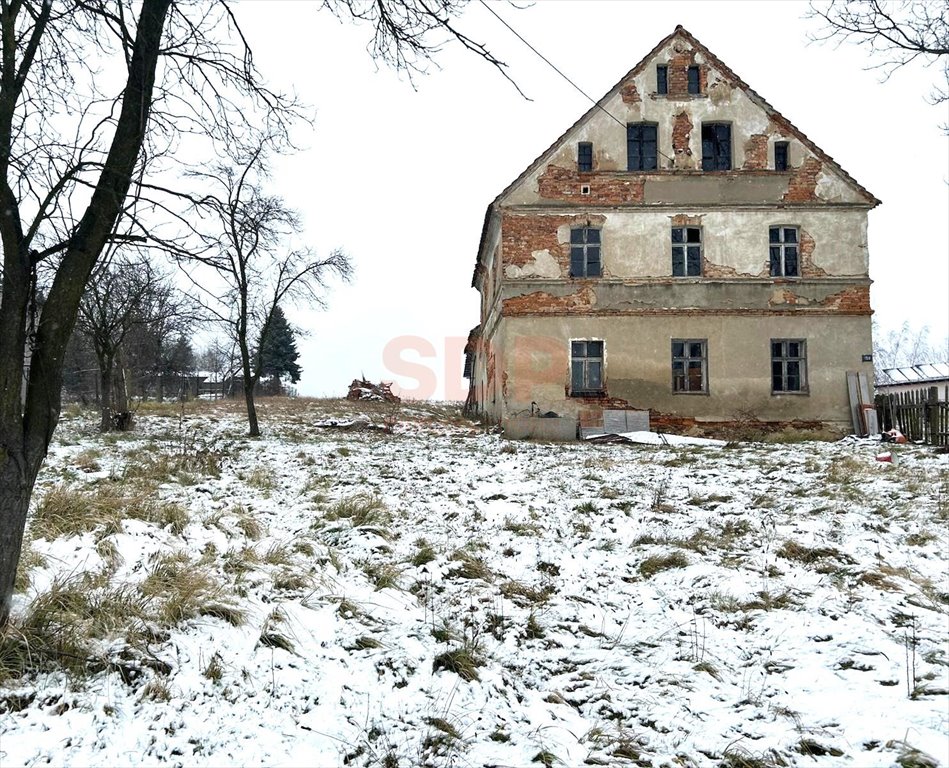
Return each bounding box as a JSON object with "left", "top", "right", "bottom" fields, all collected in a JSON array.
[
  {"left": 585, "top": 430, "right": 727, "bottom": 447},
  {"left": 346, "top": 378, "right": 400, "bottom": 403}
]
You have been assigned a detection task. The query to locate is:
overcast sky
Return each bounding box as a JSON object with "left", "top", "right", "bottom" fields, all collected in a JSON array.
[{"left": 232, "top": 0, "right": 949, "bottom": 399}]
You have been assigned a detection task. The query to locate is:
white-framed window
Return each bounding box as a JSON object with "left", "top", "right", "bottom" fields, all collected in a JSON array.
[
  {"left": 769, "top": 226, "right": 799, "bottom": 277},
  {"left": 570, "top": 340, "right": 604, "bottom": 395}
]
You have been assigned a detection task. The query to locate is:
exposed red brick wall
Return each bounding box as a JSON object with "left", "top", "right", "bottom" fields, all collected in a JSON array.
[
  {"left": 538, "top": 165, "right": 645, "bottom": 204},
  {"left": 577, "top": 398, "right": 632, "bottom": 427},
  {"left": 649, "top": 412, "right": 825, "bottom": 437},
  {"left": 501, "top": 212, "right": 606, "bottom": 273},
  {"left": 783, "top": 157, "right": 822, "bottom": 202},
  {"left": 743, "top": 134, "right": 769, "bottom": 170},
  {"left": 703, "top": 259, "right": 757, "bottom": 279},
  {"left": 502, "top": 286, "right": 596, "bottom": 316},
  {"left": 799, "top": 230, "right": 828, "bottom": 278},
  {"left": 670, "top": 213, "right": 702, "bottom": 227},
  {"left": 620, "top": 82, "right": 641, "bottom": 105},
  {"left": 667, "top": 50, "right": 706, "bottom": 97},
  {"left": 821, "top": 286, "right": 871, "bottom": 313},
  {"left": 672, "top": 111, "right": 694, "bottom": 164}
]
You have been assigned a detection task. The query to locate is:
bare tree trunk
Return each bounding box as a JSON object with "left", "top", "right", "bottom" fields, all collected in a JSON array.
[
  {"left": 239, "top": 339, "right": 259, "bottom": 437},
  {"left": 99, "top": 358, "right": 114, "bottom": 432},
  {"left": 0, "top": 455, "right": 40, "bottom": 622},
  {"left": 0, "top": 0, "right": 171, "bottom": 626}
]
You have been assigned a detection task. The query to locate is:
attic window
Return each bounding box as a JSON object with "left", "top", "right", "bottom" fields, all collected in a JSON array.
[
  {"left": 701, "top": 123, "right": 731, "bottom": 171},
  {"left": 774, "top": 141, "right": 789, "bottom": 171},
  {"left": 656, "top": 65, "right": 668, "bottom": 95},
  {"left": 687, "top": 66, "right": 700, "bottom": 95},
  {"left": 577, "top": 142, "right": 593, "bottom": 172},
  {"left": 627, "top": 123, "right": 658, "bottom": 171}
]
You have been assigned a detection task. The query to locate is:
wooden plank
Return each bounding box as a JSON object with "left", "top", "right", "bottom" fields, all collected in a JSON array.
[
  {"left": 857, "top": 372, "right": 879, "bottom": 434},
  {"left": 846, "top": 371, "right": 862, "bottom": 435}
]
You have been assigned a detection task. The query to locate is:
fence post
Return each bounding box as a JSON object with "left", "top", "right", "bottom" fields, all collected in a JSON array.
[{"left": 927, "top": 386, "right": 938, "bottom": 446}]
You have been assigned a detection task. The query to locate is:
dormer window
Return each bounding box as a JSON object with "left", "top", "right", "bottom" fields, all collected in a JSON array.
[
  {"left": 657, "top": 65, "right": 668, "bottom": 95},
  {"left": 687, "top": 66, "right": 700, "bottom": 95},
  {"left": 577, "top": 142, "right": 593, "bottom": 172}
]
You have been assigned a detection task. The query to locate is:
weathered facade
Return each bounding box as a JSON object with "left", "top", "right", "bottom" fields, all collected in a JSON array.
[{"left": 466, "top": 26, "right": 879, "bottom": 434}]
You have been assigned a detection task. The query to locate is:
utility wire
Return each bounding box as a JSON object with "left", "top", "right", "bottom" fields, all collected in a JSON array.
[
  {"left": 477, "top": 0, "right": 626, "bottom": 130},
  {"left": 477, "top": 0, "right": 675, "bottom": 165}
]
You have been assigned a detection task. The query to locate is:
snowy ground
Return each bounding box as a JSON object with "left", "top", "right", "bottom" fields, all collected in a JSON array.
[{"left": 1, "top": 398, "right": 947, "bottom": 768}]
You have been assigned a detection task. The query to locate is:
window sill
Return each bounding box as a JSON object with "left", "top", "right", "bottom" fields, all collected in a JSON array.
[
  {"left": 673, "top": 390, "right": 709, "bottom": 396},
  {"left": 569, "top": 391, "right": 606, "bottom": 399},
  {"left": 771, "top": 390, "right": 810, "bottom": 396}
]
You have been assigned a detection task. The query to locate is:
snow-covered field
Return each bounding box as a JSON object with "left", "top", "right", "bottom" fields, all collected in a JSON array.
[{"left": 1, "top": 398, "right": 947, "bottom": 768}]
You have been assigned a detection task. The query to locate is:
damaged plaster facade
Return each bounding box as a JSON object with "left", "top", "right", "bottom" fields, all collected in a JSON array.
[{"left": 466, "top": 26, "right": 879, "bottom": 433}]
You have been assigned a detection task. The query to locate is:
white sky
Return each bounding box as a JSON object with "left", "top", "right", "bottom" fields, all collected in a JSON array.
[{"left": 233, "top": 0, "right": 949, "bottom": 399}]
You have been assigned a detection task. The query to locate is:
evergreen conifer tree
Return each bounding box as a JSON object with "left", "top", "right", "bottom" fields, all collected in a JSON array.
[{"left": 258, "top": 306, "right": 301, "bottom": 393}]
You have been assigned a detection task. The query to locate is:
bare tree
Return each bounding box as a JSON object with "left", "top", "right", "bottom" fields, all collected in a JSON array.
[
  {"left": 185, "top": 145, "right": 351, "bottom": 436},
  {"left": 873, "top": 320, "right": 949, "bottom": 382},
  {"left": 0, "top": 0, "right": 513, "bottom": 627},
  {"left": 808, "top": 1, "right": 949, "bottom": 104},
  {"left": 76, "top": 251, "right": 184, "bottom": 430}
]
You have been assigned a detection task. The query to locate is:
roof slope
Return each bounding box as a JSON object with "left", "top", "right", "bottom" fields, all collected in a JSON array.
[{"left": 473, "top": 25, "right": 880, "bottom": 285}]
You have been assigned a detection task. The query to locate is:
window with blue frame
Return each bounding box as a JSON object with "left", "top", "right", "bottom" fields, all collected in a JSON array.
[
  {"left": 570, "top": 227, "right": 601, "bottom": 277},
  {"left": 687, "top": 65, "right": 700, "bottom": 94},
  {"left": 577, "top": 142, "right": 593, "bottom": 172},
  {"left": 627, "top": 123, "right": 658, "bottom": 171},
  {"left": 657, "top": 65, "right": 668, "bottom": 95},
  {"left": 774, "top": 141, "right": 789, "bottom": 171},
  {"left": 701, "top": 123, "right": 731, "bottom": 171}
]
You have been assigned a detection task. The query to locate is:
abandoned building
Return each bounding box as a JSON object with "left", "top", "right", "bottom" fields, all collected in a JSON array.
[{"left": 465, "top": 25, "right": 879, "bottom": 436}]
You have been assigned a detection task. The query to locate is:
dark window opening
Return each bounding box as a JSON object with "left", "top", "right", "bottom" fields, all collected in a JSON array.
[
  {"left": 570, "top": 227, "right": 602, "bottom": 278},
  {"left": 769, "top": 226, "right": 799, "bottom": 277},
  {"left": 577, "top": 142, "right": 593, "bottom": 172},
  {"left": 571, "top": 340, "right": 604, "bottom": 395},
  {"left": 671, "top": 226, "right": 702, "bottom": 277},
  {"left": 672, "top": 339, "right": 708, "bottom": 393},
  {"left": 774, "top": 141, "right": 789, "bottom": 171},
  {"left": 701, "top": 123, "right": 731, "bottom": 171},
  {"left": 771, "top": 339, "right": 807, "bottom": 393},
  {"left": 657, "top": 65, "right": 668, "bottom": 95},
  {"left": 627, "top": 123, "right": 658, "bottom": 171},
  {"left": 687, "top": 66, "right": 700, "bottom": 95}
]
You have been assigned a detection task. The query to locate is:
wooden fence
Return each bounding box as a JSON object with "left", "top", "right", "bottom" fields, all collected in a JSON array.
[{"left": 875, "top": 386, "right": 949, "bottom": 446}]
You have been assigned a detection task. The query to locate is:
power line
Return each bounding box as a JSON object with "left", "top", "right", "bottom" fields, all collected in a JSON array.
[
  {"left": 477, "top": 0, "right": 674, "bottom": 165},
  {"left": 477, "top": 0, "right": 627, "bottom": 131}
]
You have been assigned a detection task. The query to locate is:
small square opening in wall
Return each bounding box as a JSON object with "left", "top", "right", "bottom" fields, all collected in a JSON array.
[{"left": 580, "top": 184, "right": 591, "bottom": 195}]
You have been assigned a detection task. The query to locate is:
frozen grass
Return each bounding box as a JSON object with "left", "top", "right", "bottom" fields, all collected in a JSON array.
[{"left": 4, "top": 399, "right": 947, "bottom": 768}]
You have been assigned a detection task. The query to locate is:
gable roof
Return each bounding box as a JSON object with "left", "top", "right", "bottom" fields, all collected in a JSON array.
[{"left": 472, "top": 25, "right": 881, "bottom": 286}]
